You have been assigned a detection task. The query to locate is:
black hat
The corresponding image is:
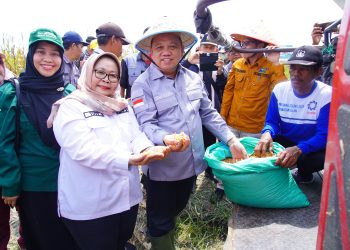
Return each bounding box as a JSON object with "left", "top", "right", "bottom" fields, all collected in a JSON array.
[
  {"left": 200, "top": 33, "right": 218, "bottom": 46},
  {"left": 86, "top": 36, "right": 96, "bottom": 44},
  {"left": 96, "top": 22, "right": 131, "bottom": 45},
  {"left": 284, "top": 45, "right": 323, "bottom": 66}
]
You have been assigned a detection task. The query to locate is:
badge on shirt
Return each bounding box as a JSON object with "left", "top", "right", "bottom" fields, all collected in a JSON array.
[
  {"left": 132, "top": 98, "right": 144, "bottom": 108},
  {"left": 116, "top": 107, "right": 129, "bottom": 115},
  {"left": 83, "top": 111, "right": 104, "bottom": 118},
  {"left": 258, "top": 67, "right": 268, "bottom": 74}
]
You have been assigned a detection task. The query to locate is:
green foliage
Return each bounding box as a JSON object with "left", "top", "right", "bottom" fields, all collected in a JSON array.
[
  {"left": 176, "top": 174, "right": 232, "bottom": 249},
  {"left": 284, "top": 65, "right": 290, "bottom": 80},
  {"left": 1, "top": 34, "right": 26, "bottom": 76}
]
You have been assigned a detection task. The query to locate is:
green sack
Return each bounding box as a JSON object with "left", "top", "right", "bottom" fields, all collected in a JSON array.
[{"left": 204, "top": 137, "right": 310, "bottom": 208}]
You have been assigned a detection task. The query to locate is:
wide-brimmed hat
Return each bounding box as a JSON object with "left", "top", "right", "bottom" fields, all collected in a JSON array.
[
  {"left": 135, "top": 18, "right": 197, "bottom": 53},
  {"left": 230, "top": 22, "right": 277, "bottom": 46},
  {"left": 283, "top": 45, "right": 323, "bottom": 66}
]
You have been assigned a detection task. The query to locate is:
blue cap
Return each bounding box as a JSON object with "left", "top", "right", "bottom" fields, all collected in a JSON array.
[{"left": 62, "top": 31, "right": 89, "bottom": 46}]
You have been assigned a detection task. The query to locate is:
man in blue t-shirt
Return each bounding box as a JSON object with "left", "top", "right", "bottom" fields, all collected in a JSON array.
[{"left": 254, "top": 45, "right": 332, "bottom": 184}]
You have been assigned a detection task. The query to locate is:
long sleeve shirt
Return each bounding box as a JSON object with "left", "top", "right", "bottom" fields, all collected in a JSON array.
[
  {"left": 262, "top": 80, "right": 332, "bottom": 154},
  {"left": 53, "top": 100, "right": 153, "bottom": 220},
  {"left": 131, "top": 63, "right": 234, "bottom": 181},
  {"left": 220, "top": 56, "right": 287, "bottom": 133},
  {"left": 0, "top": 82, "right": 74, "bottom": 197},
  {"left": 62, "top": 55, "right": 80, "bottom": 87}
]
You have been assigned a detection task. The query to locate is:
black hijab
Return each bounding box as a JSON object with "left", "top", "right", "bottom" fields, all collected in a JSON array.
[{"left": 19, "top": 41, "right": 64, "bottom": 151}]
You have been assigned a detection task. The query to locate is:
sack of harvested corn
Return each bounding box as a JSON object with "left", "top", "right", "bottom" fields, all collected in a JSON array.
[{"left": 204, "top": 137, "right": 310, "bottom": 208}]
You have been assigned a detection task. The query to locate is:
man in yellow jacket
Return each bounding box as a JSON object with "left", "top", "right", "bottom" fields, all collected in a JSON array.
[{"left": 221, "top": 25, "right": 287, "bottom": 138}]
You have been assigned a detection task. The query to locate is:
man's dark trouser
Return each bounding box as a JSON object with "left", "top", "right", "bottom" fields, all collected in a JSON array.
[
  {"left": 145, "top": 175, "right": 197, "bottom": 237},
  {"left": 275, "top": 136, "right": 326, "bottom": 177},
  {"left": 62, "top": 204, "right": 138, "bottom": 250}
]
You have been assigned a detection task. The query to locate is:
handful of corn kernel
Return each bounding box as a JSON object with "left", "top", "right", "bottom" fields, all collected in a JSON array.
[
  {"left": 173, "top": 132, "right": 187, "bottom": 143},
  {"left": 143, "top": 146, "right": 167, "bottom": 155},
  {"left": 222, "top": 151, "right": 274, "bottom": 164}
]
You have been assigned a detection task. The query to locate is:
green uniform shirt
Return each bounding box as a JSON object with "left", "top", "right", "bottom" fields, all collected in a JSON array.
[{"left": 0, "top": 80, "right": 75, "bottom": 197}]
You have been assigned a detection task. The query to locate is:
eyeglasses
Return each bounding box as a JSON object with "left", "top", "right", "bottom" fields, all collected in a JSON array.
[
  {"left": 240, "top": 40, "right": 257, "bottom": 48},
  {"left": 94, "top": 69, "right": 120, "bottom": 82}
]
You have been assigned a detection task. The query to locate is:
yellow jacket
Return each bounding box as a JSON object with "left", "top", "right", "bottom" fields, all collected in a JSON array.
[{"left": 220, "top": 56, "right": 287, "bottom": 133}]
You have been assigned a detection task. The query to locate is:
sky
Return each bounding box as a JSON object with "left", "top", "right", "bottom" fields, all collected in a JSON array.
[{"left": 1, "top": 0, "right": 344, "bottom": 50}]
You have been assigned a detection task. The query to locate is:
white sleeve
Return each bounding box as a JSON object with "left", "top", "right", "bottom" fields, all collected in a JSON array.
[
  {"left": 128, "top": 106, "right": 154, "bottom": 154},
  {"left": 53, "top": 100, "right": 129, "bottom": 171}
]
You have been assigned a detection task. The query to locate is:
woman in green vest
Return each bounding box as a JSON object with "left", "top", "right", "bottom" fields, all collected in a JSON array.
[{"left": 0, "top": 28, "right": 77, "bottom": 250}]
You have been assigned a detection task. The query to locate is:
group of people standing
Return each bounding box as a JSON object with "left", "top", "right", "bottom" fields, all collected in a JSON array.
[{"left": 0, "top": 16, "right": 331, "bottom": 250}]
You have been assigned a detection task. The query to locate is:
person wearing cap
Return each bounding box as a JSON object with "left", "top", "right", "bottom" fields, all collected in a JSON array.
[
  {"left": 75, "top": 35, "right": 97, "bottom": 71},
  {"left": 47, "top": 52, "right": 170, "bottom": 250},
  {"left": 254, "top": 45, "right": 331, "bottom": 184},
  {"left": 84, "top": 35, "right": 97, "bottom": 57},
  {"left": 62, "top": 31, "right": 89, "bottom": 87},
  {"left": 130, "top": 19, "right": 248, "bottom": 249},
  {"left": 94, "top": 22, "right": 131, "bottom": 57},
  {"left": 120, "top": 27, "right": 151, "bottom": 99},
  {"left": 0, "top": 28, "right": 77, "bottom": 249},
  {"left": 220, "top": 25, "right": 287, "bottom": 139},
  {"left": 223, "top": 41, "right": 242, "bottom": 78},
  {"left": 181, "top": 33, "right": 228, "bottom": 200},
  {"left": 120, "top": 52, "right": 151, "bottom": 98},
  {"left": 182, "top": 33, "right": 227, "bottom": 103}
]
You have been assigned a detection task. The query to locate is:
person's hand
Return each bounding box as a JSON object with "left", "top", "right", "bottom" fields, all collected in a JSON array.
[
  {"left": 163, "top": 132, "right": 190, "bottom": 152},
  {"left": 2, "top": 196, "right": 18, "bottom": 207},
  {"left": 254, "top": 132, "right": 274, "bottom": 157},
  {"left": 275, "top": 146, "right": 302, "bottom": 168},
  {"left": 129, "top": 146, "right": 171, "bottom": 166},
  {"left": 266, "top": 46, "right": 280, "bottom": 65},
  {"left": 215, "top": 58, "right": 225, "bottom": 75},
  {"left": 187, "top": 52, "right": 200, "bottom": 65},
  {"left": 312, "top": 24, "right": 324, "bottom": 45},
  {"left": 227, "top": 137, "right": 248, "bottom": 161},
  {"left": 143, "top": 146, "right": 171, "bottom": 158}
]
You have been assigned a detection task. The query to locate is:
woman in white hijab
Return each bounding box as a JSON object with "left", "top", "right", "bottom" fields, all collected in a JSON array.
[{"left": 48, "top": 52, "right": 170, "bottom": 250}]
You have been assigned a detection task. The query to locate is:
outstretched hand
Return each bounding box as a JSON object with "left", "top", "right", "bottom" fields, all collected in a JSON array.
[
  {"left": 129, "top": 146, "right": 171, "bottom": 166},
  {"left": 163, "top": 132, "right": 190, "bottom": 152}
]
